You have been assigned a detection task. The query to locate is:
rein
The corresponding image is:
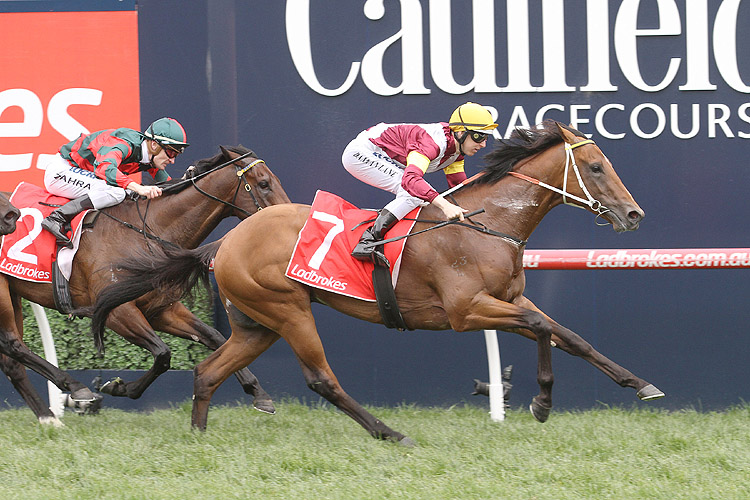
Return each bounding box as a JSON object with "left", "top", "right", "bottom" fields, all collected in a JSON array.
[
  {"left": 508, "top": 139, "right": 612, "bottom": 225},
  {"left": 360, "top": 138, "right": 609, "bottom": 250},
  {"left": 106, "top": 151, "right": 265, "bottom": 248},
  {"left": 364, "top": 209, "right": 527, "bottom": 249}
]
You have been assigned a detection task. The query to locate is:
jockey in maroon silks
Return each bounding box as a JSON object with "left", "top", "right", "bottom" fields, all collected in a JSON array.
[
  {"left": 40, "top": 117, "right": 189, "bottom": 247},
  {"left": 342, "top": 102, "right": 498, "bottom": 264}
]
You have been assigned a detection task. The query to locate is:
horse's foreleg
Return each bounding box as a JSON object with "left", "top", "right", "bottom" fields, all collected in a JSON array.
[
  {"left": 453, "top": 296, "right": 569, "bottom": 422},
  {"left": 0, "top": 353, "right": 61, "bottom": 425},
  {"left": 514, "top": 295, "right": 664, "bottom": 400},
  {"left": 103, "top": 305, "right": 172, "bottom": 399},
  {"left": 0, "top": 331, "right": 100, "bottom": 404},
  {"left": 192, "top": 324, "right": 279, "bottom": 431},
  {"left": 150, "top": 302, "right": 276, "bottom": 414}
]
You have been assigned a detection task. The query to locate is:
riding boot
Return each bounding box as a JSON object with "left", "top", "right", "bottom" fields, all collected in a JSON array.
[
  {"left": 41, "top": 195, "right": 95, "bottom": 248},
  {"left": 351, "top": 209, "right": 399, "bottom": 266}
]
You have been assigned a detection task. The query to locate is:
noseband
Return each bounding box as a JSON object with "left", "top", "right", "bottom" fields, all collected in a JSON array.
[{"left": 508, "top": 139, "right": 612, "bottom": 225}]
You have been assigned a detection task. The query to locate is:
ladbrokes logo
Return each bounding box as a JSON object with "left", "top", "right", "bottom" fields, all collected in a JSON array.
[
  {"left": 0, "top": 258, "right": 50, "bottom": 282},
  {"left": 0, "top": 10, "right": 140, "bottom": 191},
  {"left": 288, "top": 263, "right": 348, "bottom": 291}
]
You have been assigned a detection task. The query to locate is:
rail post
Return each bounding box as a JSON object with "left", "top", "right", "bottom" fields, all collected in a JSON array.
[{"left": 30, "top": 302, "right": 65, "bottom": 417}]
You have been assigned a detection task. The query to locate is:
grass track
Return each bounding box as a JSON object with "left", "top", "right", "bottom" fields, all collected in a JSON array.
[{"left": 0, "top": 401, "right": 748, "bottom": 500}]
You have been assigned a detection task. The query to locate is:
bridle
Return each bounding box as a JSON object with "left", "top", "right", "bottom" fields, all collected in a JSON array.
[
  {"left": 507, "top": 139, "right": 612, "bottom": 225},
  {"left": 101, "top": 151, "right": 267, "bottom": 250},
  {"left": 182, "top": 150, "right": 265, "bottom": 217}
]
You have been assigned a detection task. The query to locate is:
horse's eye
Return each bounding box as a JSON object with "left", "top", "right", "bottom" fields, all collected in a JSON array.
[
  {"left": 259, "top": 180, "right": 270, "bottom": 190},
  {"left": 590, "top": 163, "right": 603, "bottom": 173}
]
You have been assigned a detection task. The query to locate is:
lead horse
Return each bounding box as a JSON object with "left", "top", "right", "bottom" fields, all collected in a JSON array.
[
  {"left": 0, "top": 145, "right": 290, "bottom": 425},
  {"left": 91, "top": 122, "right": 664, "bottom": 444}
]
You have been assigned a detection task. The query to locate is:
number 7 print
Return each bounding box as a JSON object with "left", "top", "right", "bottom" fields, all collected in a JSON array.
[{"left": 308, "top": 211, "right": 344, "bottom": 270}]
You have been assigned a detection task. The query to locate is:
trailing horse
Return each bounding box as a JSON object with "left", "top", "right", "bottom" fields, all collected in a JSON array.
[
  {"left": 0, "top": 192, "right": 20, "bottom": 235},
  {"left": 0, "top": 145, "right": 290, "bottom": 426},
  {"left": 91, "top": 122, "right": 664, "bottom": 444}
]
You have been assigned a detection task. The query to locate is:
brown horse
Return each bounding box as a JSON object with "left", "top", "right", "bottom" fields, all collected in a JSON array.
[
  {"left": 91, "top": 122, "right": 664, "bottom": 444},
  {"left": 0, "top": 192, "right": 20, "bottom": 235},
  {"left": 0, "top": 145, "right": 290, "bottom": 426}
]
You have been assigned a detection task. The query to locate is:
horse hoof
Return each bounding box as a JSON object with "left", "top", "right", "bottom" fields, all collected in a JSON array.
[
  {"left": 68, "top": 389, "right": 104, "bottom": 415},
  {"left": 529, "top": 397, "right": 551, "bottom": 423},
  {"left": 38, "top": 416, "right": 64, "bottom": 427},
  {"left": 637, "top": 384, "right": 665, "bottom": 401},
  {"left": 399, "top": 436, "right": 416, "bottom": 448},
  {"left": 99, "top": 378, "right": 126, "bottom": 397},
  {"left": 253, "top": 398, "right": 276, "bottom": 415}
]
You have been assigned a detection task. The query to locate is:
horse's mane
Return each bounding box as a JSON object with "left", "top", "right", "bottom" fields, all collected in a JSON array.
[
  {"left": 473, "top": 120, "right": 586, "bottom": 185},
  {"left": 158, "top": 145, "right": 257, "bottom": 194}
]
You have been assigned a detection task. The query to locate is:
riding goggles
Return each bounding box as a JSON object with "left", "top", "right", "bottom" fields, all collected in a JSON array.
[
  {"left": 158, "top": 141, "right": 184, "bottom": 158},
  {"left": 467, "top": 130, "right": 492, "bottom": 143}
]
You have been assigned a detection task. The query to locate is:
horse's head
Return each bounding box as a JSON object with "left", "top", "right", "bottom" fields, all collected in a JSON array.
[
  {"left": 219, "top": 145, "right": 292, "bottom": 217},
  {"left": 0, "top": 192, "right": 20, "bottom": 235},
  {"left": 179, "top": 145, "right": 291, "bottom": 218},
  {"left": 555, "top": 123, "right": 644, "bottom": 232}
]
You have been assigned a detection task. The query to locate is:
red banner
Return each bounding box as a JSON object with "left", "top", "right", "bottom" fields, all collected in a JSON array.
[{"left": 0, "top": 11, "right": 140, "bottom": 191}]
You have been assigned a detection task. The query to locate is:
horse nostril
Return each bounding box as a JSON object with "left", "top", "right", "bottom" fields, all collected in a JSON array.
[{"left": 628, "top": 210, "right": 644, "bottom": 222}]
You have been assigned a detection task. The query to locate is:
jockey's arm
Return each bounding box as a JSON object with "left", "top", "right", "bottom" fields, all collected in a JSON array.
[
  {"left": 443, "top": 160, "right": 467, "bottom": 187},
  {"left": 401, "top": 151, "right": 466, "bottom": 221},
  {"left": 126, "top": 182, "right": 163, "bottom": 199}
]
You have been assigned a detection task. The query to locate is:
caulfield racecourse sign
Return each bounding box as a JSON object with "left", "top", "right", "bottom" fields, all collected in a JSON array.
[{"left": 286, "top": 0, "right": 750, "bottom": 139}]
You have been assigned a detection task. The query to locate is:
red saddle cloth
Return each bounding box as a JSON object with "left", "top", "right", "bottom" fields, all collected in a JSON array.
[
  {"left": 285, "top": 190, "right": 420, "bottom": 302},
  {"left": 0, "top": 182, "right": 87, "bottom": 283}
]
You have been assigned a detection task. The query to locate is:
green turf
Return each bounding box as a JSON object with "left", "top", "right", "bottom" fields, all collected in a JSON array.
[{"left": 0, "top": 401, "right": 747, "bottom": 500}]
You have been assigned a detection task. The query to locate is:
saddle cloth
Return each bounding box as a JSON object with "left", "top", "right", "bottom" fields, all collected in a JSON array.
[
  {"left": 285, "top": 190, "right": 419, "bottom": 302},
  {"left": 0, "top": 182, "right": 89, "bottom": 283}
]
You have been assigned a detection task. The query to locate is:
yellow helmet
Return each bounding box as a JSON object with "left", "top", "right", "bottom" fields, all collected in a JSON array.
[{"left": 448, "top": 102, "right": 498, "bottom": 132}]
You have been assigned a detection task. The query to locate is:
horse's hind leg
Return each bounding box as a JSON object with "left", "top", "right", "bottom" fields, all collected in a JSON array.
[
  {"left": 0, "top": 353, "right": 62, "bottom": 426},
  {"left": 280, "top": 315, "right": 412, "bottom": 445},
  {"left": 192, "top": 323, "right": 280, "bottom": 430},
  {"left": 149, "top": 301, "right": 275, "bottom": 414},
  {"left": 99, "top": 303, "right": 174, "bottom": 399}
]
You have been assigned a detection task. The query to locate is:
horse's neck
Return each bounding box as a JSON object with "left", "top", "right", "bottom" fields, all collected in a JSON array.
[
  {"left": 121, "top": 187, "right": 228, "bottom": 249},
  {"left": 462, "top": 147, "right": 565, "bottom": 242}
]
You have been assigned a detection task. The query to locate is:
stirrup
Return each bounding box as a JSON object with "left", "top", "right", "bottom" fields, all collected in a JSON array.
[
  {"left": 352, "top": 244, "right": 390, "bottom": 268},
  {"left": 41, "top": 220, "right": 73, "bottom": 248}
]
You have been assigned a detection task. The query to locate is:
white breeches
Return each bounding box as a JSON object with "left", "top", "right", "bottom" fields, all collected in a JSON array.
[
  {"left": 342, "top": 136, "right": 425, "bottom": 220},
  {"left": 43, "top": 155, "right": 127, "bottom": 209}
]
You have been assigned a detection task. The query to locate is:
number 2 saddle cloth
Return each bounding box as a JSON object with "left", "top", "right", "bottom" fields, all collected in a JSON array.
[
  {"left": 0, "top": 182, "right": 89, "bottom": 283},
  {"left": 285, "top": 190, "right": 420, "bottom": 302}
]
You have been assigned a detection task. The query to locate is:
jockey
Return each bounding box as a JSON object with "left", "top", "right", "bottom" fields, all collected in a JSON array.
[
  {"left": 40, "top": 117, "right": 189, "bottom": 247},
  {"left": 342, "top": 102, "right": 498, "bottom": 264}
]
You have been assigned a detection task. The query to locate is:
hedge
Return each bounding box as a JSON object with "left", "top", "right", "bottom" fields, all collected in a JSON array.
[{"left": 21, "top": 286, "right": 214, "bottom": 370}]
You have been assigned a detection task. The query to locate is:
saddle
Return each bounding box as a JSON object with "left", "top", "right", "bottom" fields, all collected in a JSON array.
[{"left": 285, "top": 191, "right": 417, "bottom": 330}]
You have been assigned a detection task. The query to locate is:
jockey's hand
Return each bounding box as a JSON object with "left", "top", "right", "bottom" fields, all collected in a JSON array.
[
  {"left": 127, "top": 182, "right": 163, "bottom": 199},
  {"left": 431, "top": 195, "right": 468, "bottom": 221}
]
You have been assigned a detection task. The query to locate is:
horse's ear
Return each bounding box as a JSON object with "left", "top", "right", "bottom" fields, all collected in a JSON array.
[
  {"left": 219, "top": 145, "right": 230, "bottom": 157},
  {"left": 556, "top": 122, "right": 577, "bottom": 144}
]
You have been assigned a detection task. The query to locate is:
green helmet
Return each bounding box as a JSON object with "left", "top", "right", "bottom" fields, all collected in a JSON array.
[{"left": 143, "top": 117, "right": 189, "bottom": 153}]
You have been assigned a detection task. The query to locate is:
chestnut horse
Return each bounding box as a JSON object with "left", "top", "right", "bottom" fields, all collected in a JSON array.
[
  {"left": 91, "top": 122, "right": 664, "bottom": 444},
  {"left": 0, "top": 145, "right": 289, "bottom": 426}
]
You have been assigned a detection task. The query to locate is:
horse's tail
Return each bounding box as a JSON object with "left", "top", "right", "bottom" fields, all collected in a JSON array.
[{"left": 88, "top": 238, "right": 223, "bottom": 355}]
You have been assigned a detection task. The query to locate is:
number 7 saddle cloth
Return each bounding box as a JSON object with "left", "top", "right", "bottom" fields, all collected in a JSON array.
[
  {"left": 285, "top": 190, "right": 420, "bottom": 302},
  {"left": 0, "top": 182, "right": 89, "bottom": 283}
]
